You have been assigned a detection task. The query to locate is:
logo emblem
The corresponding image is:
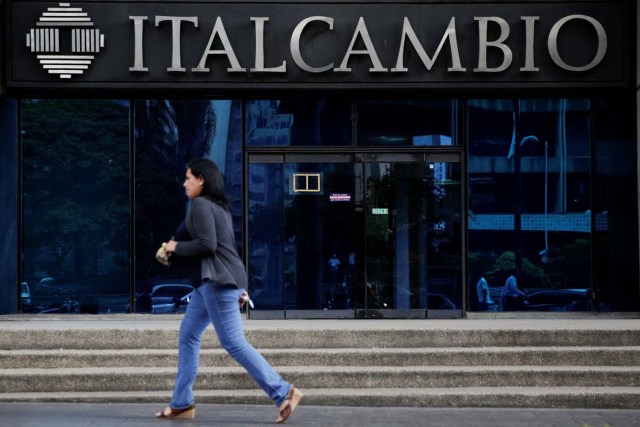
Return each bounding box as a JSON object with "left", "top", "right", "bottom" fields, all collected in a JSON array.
[{"left": 25, "top": 2, "right": 104, "bottom": 79}]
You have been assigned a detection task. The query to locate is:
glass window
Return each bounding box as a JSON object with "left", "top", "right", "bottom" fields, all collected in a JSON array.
[
  {"left": 467, "top": 99, "right": 593, "bottom": 312},
  {"left": 357, "top": 99, "right": 458, "bottom": 146},
  {"left": 364, "top": 160, "right": 462, "bottom": 312},
  {"left": 134, "top": 100, "right": 243, "bottom": 313},
  {"left": 21, "top": 99, "right": 131, "bottom": 314},
  {"left": 247, "top": 162, "right": 285, "bottom": 310},
  {"left": 467, "top": 100, "right": 514, "bottom": 158},
  {"left": 246, "top": 100, "right": 352, "bottom": 146}
]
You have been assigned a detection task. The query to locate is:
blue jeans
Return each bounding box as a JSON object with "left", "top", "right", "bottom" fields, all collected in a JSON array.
[{"left": 170, "top": 282, "right": 291, "bottom": 409}]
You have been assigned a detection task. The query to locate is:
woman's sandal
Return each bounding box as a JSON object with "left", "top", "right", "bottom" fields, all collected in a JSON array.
[
  {"left": 155, "top": 404, "right": 196, "bottom": 419},
  {"left": 275, "top": 386, "right": 303, "bottom": 424}
]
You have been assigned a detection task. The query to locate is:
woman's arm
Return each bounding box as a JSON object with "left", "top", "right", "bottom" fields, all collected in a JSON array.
[{"left": 167, "top": 198, "right": 217, "bottom": 256}]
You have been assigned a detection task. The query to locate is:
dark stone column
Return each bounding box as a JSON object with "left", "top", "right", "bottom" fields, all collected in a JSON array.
[
  {"left": 0, "top": 99, "right": 18, "bottom": 314},
  {"left": 636, "top": 0, "right": 640, "bottom": 289}
]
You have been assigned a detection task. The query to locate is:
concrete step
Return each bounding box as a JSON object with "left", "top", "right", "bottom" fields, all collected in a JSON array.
[
  {"left": 3, "top": 325, "right": 640, "bottom": 349},
  {"left": 2, "top": 317, "right": 639, "bottom": 408},
  {"left": 2, "top": 366, "right": 640, "bottom": 393},
  {"left": 1, "top": 387, "right": 639, "bottom": 409},
  {"left": 2, "top": 347, "right": 640, "bottom": 369}
]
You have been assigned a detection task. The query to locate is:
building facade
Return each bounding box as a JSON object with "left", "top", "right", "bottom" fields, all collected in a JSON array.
[{"left": 0, "top": 0, "right": 638, "bottom": 318}]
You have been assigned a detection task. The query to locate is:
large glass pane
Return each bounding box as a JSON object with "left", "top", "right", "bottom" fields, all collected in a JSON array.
[
  {"left": 357, "top": 100, "right": 458, "bottom": 146},
  {"left": 468, "top": 99, "right": 593, "bottom": 312},
  {"left": 134, "top": 100, "right": 242, "bottom": 313},
  {"left": 21, "top": 99, "right": 130, "bottom": 314},
  {"left": 593, "top": 97, "right": 640, "bottom": 311},
  {"left": 364, "top": 160, "right": 462, "bottom": 313},
  {"left": 283, "top": 163, "right": 356, "bottom": 311},
  {"left": 247, "top": 162, "right": 285, "bottom": 310},
  {"left": 246, "top": 100, "right": 352, "bottom": 146}
]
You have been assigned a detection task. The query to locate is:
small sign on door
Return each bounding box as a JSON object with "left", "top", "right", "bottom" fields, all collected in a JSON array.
[{"left": 372, "top": 208, "right": 388, "bottom": 215}]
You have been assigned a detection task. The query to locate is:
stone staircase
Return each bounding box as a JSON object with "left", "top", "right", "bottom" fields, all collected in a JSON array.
[{"left": 0, "top": 316, "right": 639, "bottom": 408}]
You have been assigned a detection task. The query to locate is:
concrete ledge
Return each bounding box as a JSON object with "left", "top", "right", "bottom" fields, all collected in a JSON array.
[
  {"left": 3, "top": 327, "right": 640, "bottom": 349},
  {"left": 3, "top": 314, "right": 640, "bottom": 326},
  {"left": 2, "top": 346, "right": 640, "bottom": 369},
  {"left": 2, "top": 365, "right": 640, "bottom": 393}
]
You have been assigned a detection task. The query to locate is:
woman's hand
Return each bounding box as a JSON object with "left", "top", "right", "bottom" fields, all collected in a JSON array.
[
  {"left": 165, "top": 240, "right": 177, "bottom": 253},
  {"left": 239, "top": 291, "right": 254, "bottom": 309}
]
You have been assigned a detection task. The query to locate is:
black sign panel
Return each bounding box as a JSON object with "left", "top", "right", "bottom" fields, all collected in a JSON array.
[{"left": 4, "top": 0, "right": 630, "bottom": 92}]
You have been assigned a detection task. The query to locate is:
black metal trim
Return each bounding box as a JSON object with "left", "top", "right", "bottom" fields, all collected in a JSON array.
[
  {"left": 589, "top": 98, "right": 597, "bottom": 312},
  {"left": 17, "top": 100, "right": 23, "bottom": 313},
  {"left": 285, "top": 309, "right": 355, "bottom": 319},
  {"left": 460, "top": 98, "right": 469, "bottom": 316},
  {"left": 285, "top": 153, "right": 354, "bottom": 163}
]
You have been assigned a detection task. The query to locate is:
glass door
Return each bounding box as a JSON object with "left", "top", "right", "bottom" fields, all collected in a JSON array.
[
  {"left": 283, "top": 155, "right": 356, "bottom": 318},
  {"left": 357, "top": 153, "right": 463, "bottom": 319},
  {"left": 246, "top": 152, "right": 462, "bottom": 319},
  {"left": 247, "top": 154, "right": 357, "bottom": 319}
]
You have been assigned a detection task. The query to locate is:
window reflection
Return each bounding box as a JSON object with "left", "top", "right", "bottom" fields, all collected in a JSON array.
[
  {"left": 247, "top": 163, "right": 285, "bottom": 310},
  {"left": 246, "top": 100, "right": 351, "bottom": 146},
  {"left": 357, "top": 99, "right": 458, "bottom": 146},
  {"left": 134, "top": 100, "right": 243, "bottom": 313},
  {"left": 468, "top": 99, "right": 592, "bottom": 312},
  {"left": 21, "top": 99, "right": 130, "bottom": 314},
  {"left": 593, "top": 97, "right": 640, "bottom": 311},
  {"left": 364, "top": 161, "right": 462, "bottom": 313},
  {"left": 284, "top": 163, "right": 356, "bottom": 311},
  {"left": 17, "top": 95, "right": 638, "bottom": 316}
]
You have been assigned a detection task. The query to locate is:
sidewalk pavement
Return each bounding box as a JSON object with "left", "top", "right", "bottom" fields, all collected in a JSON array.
[{"left": 1, "top": 403, "right": 639, "bottom": 427}]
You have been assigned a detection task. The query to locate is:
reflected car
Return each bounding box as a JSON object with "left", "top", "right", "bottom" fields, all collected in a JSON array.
[
  {"left": 21, "top": 282, "right": 31, "bottom": 306},
  {"left": 372, "top": 284, "right": 457, "bottom": 310},
  {"left": 33, "top": 277, "right": 81, "bottom": 297},
  {"left": 137, "top": 284, "right": 194, "bottom": 314},
  {"left": 523, "top": 289, "right": 591, "bottom": 311},
  {"left": 426, "top": 294, "right": 457, "bottom": 310}
]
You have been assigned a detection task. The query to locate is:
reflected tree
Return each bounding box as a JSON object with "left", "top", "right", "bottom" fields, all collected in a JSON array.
[
  {"left": 134, "top": 100, "right": 215, "bottom": 290},
  {"left": 22, "top": 99, "right": 130, "bottom": 293}
]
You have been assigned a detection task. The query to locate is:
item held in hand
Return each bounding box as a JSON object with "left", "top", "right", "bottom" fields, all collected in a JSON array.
[{"left": 155, "top": 242, "right": 172, "bottom": 266}]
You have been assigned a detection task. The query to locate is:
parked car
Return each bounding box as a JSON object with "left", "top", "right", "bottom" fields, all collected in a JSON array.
[
  {"left": 523, "top": 289, "right": 591, "bottom": 312},
  {"left": 136, "top": 284, "right": 194, "bottom": 314},
  {"left": 20, "top": 282, "right": 31, "bottom": 306}
]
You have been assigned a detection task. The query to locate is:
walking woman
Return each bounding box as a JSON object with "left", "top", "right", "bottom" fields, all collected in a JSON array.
[{"left": 156, "top": 158, "right": 302, "bottom": 423}]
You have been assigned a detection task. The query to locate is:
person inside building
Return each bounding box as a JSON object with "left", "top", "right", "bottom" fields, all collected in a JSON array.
[
  {"left": 475, "top": 269, "right": 494, "bottom": 311},
  {"left": 347, "top": 250, "right": 356, "bottom": 286},
  {"left": 502, "top": 267, "right": 525, "bottom": 311},
  {"left": 328, "top": 252, "right": 341, "bottom": 289},
  {"left": 157, "top": 157, "right": 302, "bottom": 423}
]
